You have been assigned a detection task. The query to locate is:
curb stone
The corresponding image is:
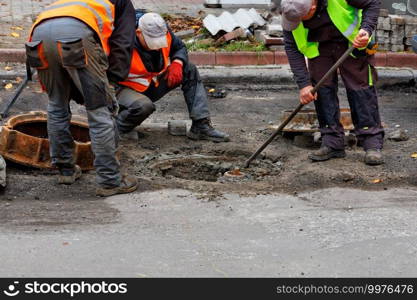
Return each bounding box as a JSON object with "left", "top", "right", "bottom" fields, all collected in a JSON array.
[{"left": 1, "top": 49, "right": 417, "bottom": 68}]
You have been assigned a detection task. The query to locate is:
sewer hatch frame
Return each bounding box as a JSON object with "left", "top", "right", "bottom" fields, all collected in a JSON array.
[{"left": 0, "top": 111, "right": 94, "bottom": 170}]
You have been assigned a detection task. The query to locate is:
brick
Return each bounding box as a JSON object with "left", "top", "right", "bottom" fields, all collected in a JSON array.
[
  {"left": 189, "top": 52, "right": 215, "bottom": 66},
  {"left": 215, "top": 51, "right": 274, "bottom": 65},
  {"left": 389, "top": 15, "right": 406, "bottom": 25},
  {"left": 214, "top": 28, "right": 245, "bottom": 46},
  {"left": 262, "top": 34, "right": 284, "bottom": 46},
  {"left": 266, "top": 24, "right": 283, "bottom": 37},
  {"left": 405, "top": 24, "right": 417, "bottom": 37},
  {"left": 379, "top": 9, "right": 389, "bottom": 17},
  {"left": 378, "top": 17, "right": 391, "bottom": 30},
  {"left": 404, "top": 15, "right": 417, "bottom": 25},
  {"left": 390, "top": 44, "right": 404, "bottom": 52},
  {"left": 389, "top": 32, "right": 404, "bottom": 45},
  {"left": 274, "top": 51, "right": 289, "bottom": 65}
]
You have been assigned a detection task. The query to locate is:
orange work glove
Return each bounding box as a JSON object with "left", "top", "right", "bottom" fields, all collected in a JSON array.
[{"left": 165, "top": 60, "right": 183, "bottom": 88}]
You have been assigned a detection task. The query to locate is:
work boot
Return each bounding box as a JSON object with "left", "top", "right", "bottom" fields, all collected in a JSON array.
[
  {"left": 187, "top": 118, "right": 230, "bottom": 143},
  {"left": 58, "top": 165, "right": 82, "bottom": 185},
  {"left": 96, "top": 175, "right": 139, "bottom": 197},
  {"left": 308, "top": 146, "right": 346, "bottom": 162},
  {"left": 365, "top": 149, "right": 384, "bottom": 165}
]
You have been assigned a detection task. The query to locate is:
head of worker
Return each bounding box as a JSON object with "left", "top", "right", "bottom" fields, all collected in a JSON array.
[
  {"left": 135, "top": 12, "right": 184, "bottom": 88},
  {"left": 136, "top": 12, "right": 169, "bottom": 51},
  {"left": 280, "top": 0, "right": 318, "bottom": 31}
]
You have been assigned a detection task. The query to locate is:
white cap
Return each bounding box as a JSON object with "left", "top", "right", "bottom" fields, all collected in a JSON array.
[
  {"left": 281, "top": 0, "right": 313, "bottom": 31},
  {"left": 138, "top": 13, "right": 168, "bottom": 50}
]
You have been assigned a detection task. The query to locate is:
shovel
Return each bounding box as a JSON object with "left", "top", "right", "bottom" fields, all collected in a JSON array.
[{"left": 244, "top": 45, "right": 355, "bottom": 168}]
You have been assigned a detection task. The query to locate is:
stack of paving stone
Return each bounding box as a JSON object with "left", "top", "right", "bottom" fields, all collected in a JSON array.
[{"left": 376, "top": 9, "right": 417, "bottom": 52}]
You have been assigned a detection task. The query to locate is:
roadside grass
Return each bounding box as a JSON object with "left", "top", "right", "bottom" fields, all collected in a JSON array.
[{"left": 186, "top": 39, "right": 268, "bottom": 52}]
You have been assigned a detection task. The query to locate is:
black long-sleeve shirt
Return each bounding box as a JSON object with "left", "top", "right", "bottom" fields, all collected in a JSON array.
[
  {"left": 107, "top": 0, "right": 136, "bottom": 83},
  {"left": 135, "top": 29, "right": 189, "bottom": 73},
  {"left": 283, "top": 0, "right": 381, "bottom": 89}
]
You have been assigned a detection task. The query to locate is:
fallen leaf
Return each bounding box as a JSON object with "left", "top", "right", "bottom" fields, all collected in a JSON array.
[
  {"left": 10, "top": 26, "right": 23, "bottom": 31},
  {"left": 63, "top": 242, "right": 69, "bottom": 246},
  {"left": 411, "top": 153, "right": 417, "bottom": 158},
  {"left": 208, "top": 88, "right": 215, "bottom": 93},
  {"left": 15, "top": 77, "right": 23, "bottom": 83},
  {"left": 371, "top": 179, "right": 382, "bottom": 184},
  {"left": 4, "top": 66, "right": 12, "bottom": 71},
  {"left": 4, "top": 83, "right": 13, "bottom": 90},
  {"left": 10, "top": 32, "right": 20, "bottom": 38}
]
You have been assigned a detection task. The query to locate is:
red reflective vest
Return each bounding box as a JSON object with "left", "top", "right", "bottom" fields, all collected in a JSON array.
[
  {"left": 119, "top": 33, "right": 173, "bottom": 92},
  {"left": 30, "top": 0, "right": 115, "bottom": 55}
]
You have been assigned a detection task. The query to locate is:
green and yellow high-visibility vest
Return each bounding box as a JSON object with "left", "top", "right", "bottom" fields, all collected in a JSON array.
[{"left": 292, "top": 0, "right": 362, "bottom": 59}]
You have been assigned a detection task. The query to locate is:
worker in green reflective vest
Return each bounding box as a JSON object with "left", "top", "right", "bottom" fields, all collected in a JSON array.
[{"left": 282, "top": 0, "right": 384, "bottom": 165}]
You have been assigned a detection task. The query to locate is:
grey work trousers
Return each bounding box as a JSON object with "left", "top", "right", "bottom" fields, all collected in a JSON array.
[
  {"left": 116, "top": 63, "right": 210, "bottom": 133},
  {"left": 308, "top": 41, "right": 384, "bottom": 151},
  {"left": 31, "top": 17, "right": 121, "bottom": 187}
]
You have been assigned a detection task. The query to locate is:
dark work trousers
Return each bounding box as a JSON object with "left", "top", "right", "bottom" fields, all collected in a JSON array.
[
  {"left": 116, "top": 63, "right": 210, "bottom": 133},
  {"left": 308, "top": 41, "right": 384, "bottom": 151},
  {"left": 30, "top": 17, "right": 121, "bottom": 188}
]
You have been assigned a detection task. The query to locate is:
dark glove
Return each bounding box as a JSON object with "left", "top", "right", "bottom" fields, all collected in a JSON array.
[{"left": 165, "top": 61, "right": 183, "bottom": 88}]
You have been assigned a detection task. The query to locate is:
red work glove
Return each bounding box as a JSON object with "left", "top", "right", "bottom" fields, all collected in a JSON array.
[{"left": 165, "top": 60, "right": 183, "bottom": 88}]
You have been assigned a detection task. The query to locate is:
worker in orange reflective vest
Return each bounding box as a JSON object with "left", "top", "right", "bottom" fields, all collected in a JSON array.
[
  {"left": 27, "top": 0, "right": 138, "bottom": 196},
  {"left": 116, "top": 12, "right": 230, "bottom": 143}
]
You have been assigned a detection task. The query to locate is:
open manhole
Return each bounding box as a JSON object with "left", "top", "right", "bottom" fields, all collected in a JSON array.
[
  {"left": 148, "top": 154, "right": 282, "bottom": 182},
  {"left": 278, "top": 108, "right": 354, "bottom": 132},
  {"left": 0, "top": 111, "right": 94, "bottom": 170}
]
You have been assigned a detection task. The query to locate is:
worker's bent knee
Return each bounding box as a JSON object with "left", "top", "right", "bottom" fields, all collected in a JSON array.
[{"left": 129, "top": 98, "right": 156, "bottom": 117}]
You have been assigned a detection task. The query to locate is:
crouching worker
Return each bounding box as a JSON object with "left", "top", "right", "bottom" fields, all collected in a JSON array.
[
  {"left": 117, "top": 12, "right": 230, "bottom": 142},
  {"left": 27, "top": 0, "right": 139, "bottom": 196}
]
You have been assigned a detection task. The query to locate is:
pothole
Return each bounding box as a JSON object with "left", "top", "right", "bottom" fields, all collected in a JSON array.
[{"left": 147, "top": 154, "right": 283, "bottom": 182}]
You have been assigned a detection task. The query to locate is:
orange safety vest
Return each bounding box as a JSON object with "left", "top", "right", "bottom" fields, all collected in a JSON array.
[
  {"left": 29, "top": 0, "right": 115, "bottom": 55},
  {"left": 119, "top": 33, "right": 173, "bottom": 92}
]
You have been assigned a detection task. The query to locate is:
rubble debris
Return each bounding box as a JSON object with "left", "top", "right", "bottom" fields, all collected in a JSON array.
[
  {"left": 119, "top": 130, "right": 139, "bottom": 141},
  {"left": 341, "top": 172, "right": 355, "bottom": 182},
  {"left": 164, "top": 14, "right": 203, "bottom": 33},
  {"left": 388, "top": 129, "right": 410, "bottom": 142},
  {"left": 168, "top": 120, "right": 189, "bottom": 136},
  {"left": 207, "top": 87, "right": 227, "bottom": 98},
  {"left": 293, "top": 134, "right": 315, "bottom": 148},
  {"left": 0, "top": 154, "right": 6, "bottom": 188},
  {"left": 203, "top": 8, "right": 265, "bottom": 36},
  {"left": 175, "top": 29, "right": 195, "bottom": 39},
  {"left": 215, "top": 28, "right": 246, "bottom": 45}
]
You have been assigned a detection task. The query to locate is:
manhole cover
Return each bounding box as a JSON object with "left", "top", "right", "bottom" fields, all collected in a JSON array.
[{"left": 0, "top": 111, "right": 94, "bottom": 170}]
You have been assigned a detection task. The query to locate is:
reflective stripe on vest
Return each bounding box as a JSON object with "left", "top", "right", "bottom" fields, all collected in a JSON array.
[
  {"left": 30, "top": 0, "right": 115, "bottom": 55},
  {"left": 119, "top": 33, "right": 173, "bottom": 93},
  {"left": 292, "top": 0, "right": 362, "bottom": 59}
]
